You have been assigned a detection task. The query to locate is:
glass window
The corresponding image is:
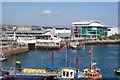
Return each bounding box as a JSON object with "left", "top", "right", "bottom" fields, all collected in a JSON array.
[
  {"left": 108, "top": 29, "right": 111, "bottom": 31},
  {"left": 82, "top": 28, "right": 88, "bottom": 34},
  {"left": 70, "top": 72, "right": 73, "bottom": 77},
  {"left": 63, "top": 71, "right": 65, "bottom": 76},
  {"left": 66, "top": 72, "right": 69, "bottom": 77},
  {"left": 90, "top": 74, "right": 92, "bottom": 77}
]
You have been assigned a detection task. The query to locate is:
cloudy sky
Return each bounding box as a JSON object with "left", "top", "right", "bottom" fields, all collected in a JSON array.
[{"left": 2, "top": 2, "right": 118, "bottom": 27}]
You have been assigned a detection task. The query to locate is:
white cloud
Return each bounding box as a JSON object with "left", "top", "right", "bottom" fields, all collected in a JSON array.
[
  {"left": 43, "top": 10, "right": 52, "bottom": 14},
  {"left": 42, "top": 10, "right": 59, "bottom": 14}
]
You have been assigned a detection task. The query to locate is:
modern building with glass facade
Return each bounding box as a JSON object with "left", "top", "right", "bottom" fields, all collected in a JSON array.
[{"left": 72, "top": 20, "right": 108, "bottom": 39}]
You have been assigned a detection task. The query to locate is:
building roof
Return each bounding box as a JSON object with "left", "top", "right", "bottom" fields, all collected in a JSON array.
[
  {"left": 72, "top": 20, "right": 105, "bottom": 27},
  {"left": 58, "top": 33, "right": 71, "bottom": 38}
]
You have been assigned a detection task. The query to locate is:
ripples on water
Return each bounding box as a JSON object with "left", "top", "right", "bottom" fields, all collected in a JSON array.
[{"left": 2, "top": 45, "right": 119, "bottom": 79}]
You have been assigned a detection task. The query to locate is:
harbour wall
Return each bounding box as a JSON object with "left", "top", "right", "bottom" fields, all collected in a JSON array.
[
  {"left": 2, "top": 43, "right": 29, "bottom": 56},
  {"left": 1, "top": 39, "right": 120, "bottom": 57},
  {"left": 36, "top": 39, "right": 120, "bottom": 49},
  {"left": 84, "top": 40, "right": 120, "bottom": 45}
]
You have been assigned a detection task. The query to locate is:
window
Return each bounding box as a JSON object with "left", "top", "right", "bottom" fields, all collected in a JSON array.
[
  {"left": 108, "top": 29, "right": 111, "bottom": 31},
  {"left": 66, "top": 72, "right": 69, "bottom": 77},
  {"left": 63, "top": 71, "right": 65, "bottom": 76},
  {"left": 70, "top": 72, "right": 73, "bottom": 77},
  {"left": 90, "top": 74, "right": 92, "bottom": 77}
]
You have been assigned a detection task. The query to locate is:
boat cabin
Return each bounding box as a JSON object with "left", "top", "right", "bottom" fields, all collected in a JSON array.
[
  {"left": 83, "top": 69, "right": 102, "bottom": 79},
  {"left": 61, "top": 69, "right": 75, "bottom": 78}
]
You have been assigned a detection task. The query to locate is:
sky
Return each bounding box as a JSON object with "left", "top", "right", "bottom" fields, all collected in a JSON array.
[
  {"left": 2, "top": 2, "right": 118, "bottom": 27},
  {"left": 1, "top": 0, "right": 120, "bottom": 2}
]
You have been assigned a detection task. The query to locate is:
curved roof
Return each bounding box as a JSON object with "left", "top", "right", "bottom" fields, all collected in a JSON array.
[{"left": 72, "top": 20, "right": 105, "bottom": 27}]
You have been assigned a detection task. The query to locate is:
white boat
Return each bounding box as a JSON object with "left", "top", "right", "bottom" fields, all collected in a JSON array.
[
  {"left": 0, "top": 52, "right": 7, "bottom": 61},
  {"left": 71, "top": 45, "right": 78, "bottom": 50},
  {"left": 57, "top": 44, "right": 85, "bottom": 79},
  {"left": 56, "top": 68, "right": 85, "bottom": 79},
  {"left": 0, "top": 76, "right": 2, "bottom": 79}
]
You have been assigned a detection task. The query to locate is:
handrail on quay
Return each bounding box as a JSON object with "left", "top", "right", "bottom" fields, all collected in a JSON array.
[{"left": 1, "top": 67, "right": 60, "bottom": 77}]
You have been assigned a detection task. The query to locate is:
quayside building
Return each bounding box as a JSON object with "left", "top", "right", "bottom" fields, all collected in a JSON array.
[{"left": 72, "top": 20, "right": 108, "bottom": 39}]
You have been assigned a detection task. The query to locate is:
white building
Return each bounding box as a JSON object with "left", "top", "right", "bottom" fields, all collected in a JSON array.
[{"left": 108, "top": 27, "right": 119, "bottom": 36}]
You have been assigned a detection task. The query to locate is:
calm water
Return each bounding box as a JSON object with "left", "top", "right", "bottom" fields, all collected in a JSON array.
[{"left": 2, "top": 45, "right": 120, "bottom": 78}]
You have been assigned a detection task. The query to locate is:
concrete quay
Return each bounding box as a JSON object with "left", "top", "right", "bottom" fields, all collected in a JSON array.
[{"left": 2, "top": 44, "right": 29, "bottom": 56}]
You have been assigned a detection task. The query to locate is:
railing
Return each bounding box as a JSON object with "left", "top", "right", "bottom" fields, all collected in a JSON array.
[{"left": 1, "top": 67, "right": 60, "bottom": 76}]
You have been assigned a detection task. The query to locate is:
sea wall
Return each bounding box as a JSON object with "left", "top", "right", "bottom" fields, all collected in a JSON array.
[
  {"left": 67, "top": 39, "right": 120, "bottom": 48},
  {"left": 85, "top": 39, "right": 120, "bottom": 45},
  {"left": 2, "top": 43, "right": 29, "bottom": 56}
]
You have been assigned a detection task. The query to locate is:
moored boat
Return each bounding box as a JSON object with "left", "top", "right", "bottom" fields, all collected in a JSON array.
[
  {"left": 83, "top": 68, "right": 102, "bottom": 79},
  {"left": 83, "top": 47, "right": 102, "bottom": 79},
  {"left": 71, "top": 45, "right": 78, "bottom": 50},
  {"left": 56, "top": 68, "right": 85, "bottom": 79},
  {"left": 113, "top": 68, "right": 120, "bottom": 75},
  {"left": 0, "top": 52, "right": 7, "bottom": 61},
  {"left": 57, "top": 44, "right": 86, "bottom": 79}
]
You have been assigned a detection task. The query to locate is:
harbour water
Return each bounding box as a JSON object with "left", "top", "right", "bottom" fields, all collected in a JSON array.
[{"left": 2, "top": 45, "right": 120, "bottom": 79}]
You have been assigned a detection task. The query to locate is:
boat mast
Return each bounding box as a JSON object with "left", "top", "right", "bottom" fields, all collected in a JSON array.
[
  {"left": 66, "top": 43, "right": 68, "bottom": 68},
  {"left": 52, "top": 50, "right": 54, "bottom": 66},
  {"left": 90, "top": 46, "right": 93, "bottom": 71}
]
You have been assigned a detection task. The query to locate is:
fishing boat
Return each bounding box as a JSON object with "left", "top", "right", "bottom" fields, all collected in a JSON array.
[
  {"left": 58, "top": 45, "right": 85, "bottom": 79},
  {"left": 0, "top": 52, "right": 7, "bottom": 61},
  {"left": 83, "top": 47, "right": 102, "bottom": 79}
]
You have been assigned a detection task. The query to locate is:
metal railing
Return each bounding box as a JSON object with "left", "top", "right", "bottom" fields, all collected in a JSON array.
[{"left": 1, "top": 67, "right": 60, "bottom": 76}]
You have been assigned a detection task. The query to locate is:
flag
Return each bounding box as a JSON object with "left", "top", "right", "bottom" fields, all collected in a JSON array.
[
  {"left": 89, "top": 47, "right": 92, "bottom": 55},
  {"left": 92, "top": 63, "right": 97, "bottom": 66},
  {"left": 60, "top": 45, "right": 67, "bottom": 50}
]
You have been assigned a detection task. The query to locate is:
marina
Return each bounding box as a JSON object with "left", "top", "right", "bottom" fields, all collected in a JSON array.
[
  {"left": 1, "top": 44, "right": 119, "bottom": 79},
  {"left": 1, "top": 24, "right": 120, "bottom": 79},
  {"left": 1, "top": 2, "right": 119, "bottom": 80}
]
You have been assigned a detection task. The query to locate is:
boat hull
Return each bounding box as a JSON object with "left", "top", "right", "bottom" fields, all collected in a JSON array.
[{"left": 0, "top": 58, "right": 7, "bottom": 62}]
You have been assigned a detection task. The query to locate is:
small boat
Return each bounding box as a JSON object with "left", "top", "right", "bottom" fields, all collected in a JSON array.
[
  {"left": 58, "top": 44, "right": 85, "bottom": 79},
  {"left": 83, "top": 47, "right": 102, "bottom": 79},
  {"left": 83, "top": 68, "right": 102, "bottom": 79},
  {"left": 0, "top": 76, "right": 2, "bottom": 80},
  {"left": 0, "top": 52, "right": 7, "bottom": 61},
  {"left": 71, "top": 45, "right": 78, "bottom": 50},
  {"left": 71, "top": 42, "right": 86, "bottom": 50},
  {"left": 56, "top": 68, "right": 85, "bottom": 79},
  {"left": 113, "top": 68, "right": 120, "bottom": 75}
]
